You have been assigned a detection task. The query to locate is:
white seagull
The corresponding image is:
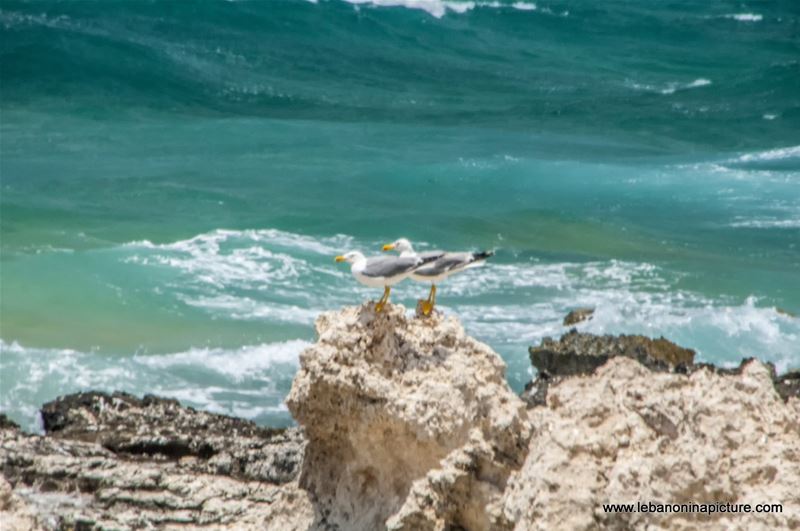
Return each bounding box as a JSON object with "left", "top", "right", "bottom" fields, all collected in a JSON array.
[
  {"left": 382, "top": 238, "right": 494, "bottom": 315},
  {"left": 335, "top": 251, "right": 433, "bottom": 312}
]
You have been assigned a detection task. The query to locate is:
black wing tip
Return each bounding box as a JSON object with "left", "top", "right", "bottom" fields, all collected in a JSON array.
[{"left": 473, "top": 250, "right": 495, "bottom": 260}]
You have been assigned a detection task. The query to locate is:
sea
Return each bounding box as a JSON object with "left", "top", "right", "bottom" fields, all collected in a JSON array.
[{"left": 1, "top": 0, "right": 798, "bottom": 432}]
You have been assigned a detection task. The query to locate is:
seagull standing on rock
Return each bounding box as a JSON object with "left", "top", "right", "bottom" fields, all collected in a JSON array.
[
  {"left": 334, "top": 251, "right": 433, "bottom": 312},
  {"left": 382, "top": 238, "right": 494, "bottom": 315}
]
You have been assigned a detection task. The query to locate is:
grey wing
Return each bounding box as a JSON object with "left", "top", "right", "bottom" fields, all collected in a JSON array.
[
  {"left": 434, "top": 252, "right": 475, "bottom": 271},
  {"left": 419, "top": 250, "right": 446, "bottom": 263},
  {"left": 416, "top": 252, "right": 473, "bottom": 275},
  {"left": 363, "top": 256, "right": 421, "bottom": 278}
]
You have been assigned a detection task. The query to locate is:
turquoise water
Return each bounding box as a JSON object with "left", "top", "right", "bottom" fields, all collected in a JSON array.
[{"left": 1, "top": 0, "right": 799, "bottom": 431}]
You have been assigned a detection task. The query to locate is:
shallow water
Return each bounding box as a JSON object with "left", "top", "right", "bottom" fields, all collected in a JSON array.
[{"left": 1, "top": 0, "right": 799, "bottom": 431}]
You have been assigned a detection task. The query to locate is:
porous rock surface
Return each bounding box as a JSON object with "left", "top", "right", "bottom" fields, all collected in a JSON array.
[
  {"left": 40, "top": 391, "right": 304, "bottom": 484},
  {"left": 503, "top": 356, "right": 800, "bottom": 531},
  {"left": 0, "top": 397, "right": 312, "bottom": 530},
  {"left": 562, "top": 307, "right": 595, "bottom": 326},
  {"left": 287, "top": 302, "right": 532, "bottom": 531},
  {"left": 522, "top": 329, "right": 696, "bottom": 407},
  {"left": 531, "top": 329, "right": 696, "bottom": 376}
]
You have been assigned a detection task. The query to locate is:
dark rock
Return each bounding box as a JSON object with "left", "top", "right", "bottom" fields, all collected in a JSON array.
[
  {"left": 523, "top": 331, "right": 798, "bottom": 408},
  {"left": 637, "top": 409, "right": 679, "bottom": 440},
  {"left": 520, "top": 376, "right": 550, "bottom": 408},
  {"left": 1, "top": 391, "right": 310, "bottom": 530},
  {"left": 775, "top": 370, "right": 800, "bottom": 401},
  {"left": 562, "top": 307, "right": 594, "bottom": 326},
  {"left": 0, "top": 414, "right": 20, "bottom": 431},
  {"left": 529, "top": 329, "right": 695, "bottom": 378},
  {"left": 523, "top": 330, "right": 695, "bottom": 407},
  {"left": 39, "top": 390, "right": 303, "bottom": 484}
]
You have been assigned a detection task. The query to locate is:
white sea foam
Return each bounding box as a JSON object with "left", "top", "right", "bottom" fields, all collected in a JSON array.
[
  {"left": 124, "top": 229, "right": 354, "bottom": 300},
  {"left": 0, "top": 338, "right": 309, "bottom": 432},
  {"left": 723, "top": 13, "right": 762, "bottom": 22},
  {"left": 180, "top": 294, "right": 321, "bottom": 324},
  {"left": 627, "top": 78, "right": 712, "bottom": 95},
  {"left": 133, "top": 340, "right": 309, "bottom": 380},
  {"left": 341, "top": 0, "right": 542, "bottom": 18},
  {"left": 443, "top": 261, "right": 800, "bottom": 374},
  {"left": 123, "top": 228, "right": 384, "bottom": 324},
  {"left": 730, "top": 218, "right": 800, "bottom": 229},
  {"left": 734, "top": 145, "right": 800, "bottom": 163},
  {"left": 660, "top": 78, "right": 711, "bottom": 95},
  {"left": 126, "top": 228, "right": 353, "bottom": 256},
  {"left": 342, "top": 0, "right": 469, "bottom": 18}
]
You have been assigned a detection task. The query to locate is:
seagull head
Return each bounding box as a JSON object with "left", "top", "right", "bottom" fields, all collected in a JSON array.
[
  {"left": 382, "top": 238, "right": 413, "bottom": 253},
  {"left": 335, "top": 251, "right": 365, "bottom": 264}
]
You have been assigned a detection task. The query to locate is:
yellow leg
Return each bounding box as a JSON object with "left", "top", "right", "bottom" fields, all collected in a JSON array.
[
  {"left": 375, "top": 286, "right": 391, "bottom": 313},
  {"left": 421, "top": 284, "right": 436, "bottom": 316}
]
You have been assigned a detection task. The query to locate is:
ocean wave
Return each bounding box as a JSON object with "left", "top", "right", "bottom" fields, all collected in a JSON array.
[
  {"left": 439, "top": 260, "right": 799, "bottom": 377},
  {"left": 733, "top": 145, "right": 800, "bottom": 163},
  {"left": 123, "top": 228, "right": 354, "bottom": 296},
  {"left": 444, "top": 259, "right": 668, "bottom": 298},
  {"left": 672, "top": 159, "right": 797, "bottom": 185},
  {"left": 125, "top": 228, "right": 353, "bottom": 256},
  {"left": 729, "top": 218, "right": 800, "bottom": 229},
  {"left": 0, "top": 338, "right": 308, "bottom": 432},
  {"left": 453, "top": 284, "right": 800, "bottom": 376},
  {"left": 343, "top": 0, "right": 474, "bottom": 18},
  {"left": 723, "top": 13, "right": 762, "bottom": 22},
  {"left": 119, "top": 230, "right": 800, "bottom": 378},
  {"left": 132, "top": 340, "right": 309, "bottom": 380},
  {"left": 342, "top": 0, "right": 540, "bottom": 18},
  {"left": 4, "top": 245, "right": 800, "bottom": 433},
  {"left": 180, "top": 294, "right": 322, "bottom": 324},
  {"left": 627, "top": 78, "right": 711, "bottom": 95}
]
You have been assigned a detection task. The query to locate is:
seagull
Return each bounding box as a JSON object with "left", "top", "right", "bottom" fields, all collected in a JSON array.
[
  {"left": 334, "top": 251, "right": 432, "bottom": 312},
  {"left": 382, "top": 238, "right": 494, "bottom": 315}
]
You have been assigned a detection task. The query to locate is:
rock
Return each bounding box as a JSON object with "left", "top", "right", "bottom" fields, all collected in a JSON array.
[
  {"left": 40, "top": 391, "right": 303, "bottom": 484},
  {"left": 562, "top": 307, "right": 594, "bottom": 326},
  {"left": 287, "top": 303, "right": 531, "bottom": 531},
  {"left": 530, "top": 329, "right": 696, "bottom": 377},
  {"left": 0, "top": 476, "right": 43, "bottom": 531},
  {"left": 502, "top": 357, "right": 800, "bottom": 530},
  {"left": 522, "top": 330, "right": 695, "bottom": 407},
  {"left": 775, "top": 370, "right": 800, "bottom": 401},
  {"left": 0, "top": 413, "right": 20, "bottom": 431},
  {"left": 1, "top": 394, "right": 313, "bottom": 530}
]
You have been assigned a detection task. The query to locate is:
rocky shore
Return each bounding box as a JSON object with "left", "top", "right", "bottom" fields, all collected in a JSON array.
[{"left": 2, "top": 303, "right": 798, "bottom": 530}]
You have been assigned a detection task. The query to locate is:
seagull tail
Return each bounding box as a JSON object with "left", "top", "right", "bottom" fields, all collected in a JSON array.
[
  {"left": 463, "top": 250, "right": 495, "bottom": 269},
  {"left": 472, "top": 250, "right": 495, "bottom": 261}
]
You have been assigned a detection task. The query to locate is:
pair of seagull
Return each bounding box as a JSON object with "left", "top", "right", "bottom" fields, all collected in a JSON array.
[{"left": 335, "top": 238, "right": 494, "bottom": 314}]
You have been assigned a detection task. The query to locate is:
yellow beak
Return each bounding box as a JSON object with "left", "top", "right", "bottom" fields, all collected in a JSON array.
[
  {"left": 334, "top": 255, "right": 346, "bottom": 262},
  {"left": 382, "top": 244, "right": 395, "bottom": 251}
]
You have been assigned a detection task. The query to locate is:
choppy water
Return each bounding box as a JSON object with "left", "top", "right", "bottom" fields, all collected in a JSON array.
[{"left": 1, "top": 0, "right": 799, "bottom": 431}]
